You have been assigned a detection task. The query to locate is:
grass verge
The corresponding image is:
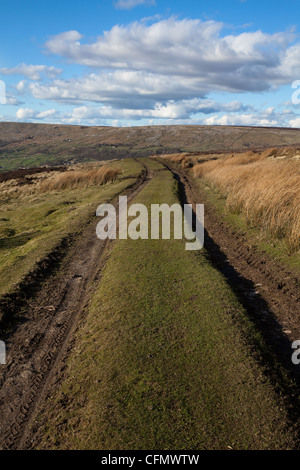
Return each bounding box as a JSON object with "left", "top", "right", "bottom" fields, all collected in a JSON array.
[
  {"left": 195, "top": 177, "right": 300, "bottom": 274},
  {"left": 192, "top": 152, "right": 300, "bottom": 258},
  {"left": 0, "top": 158, "right": 143, "bottom": 297}
]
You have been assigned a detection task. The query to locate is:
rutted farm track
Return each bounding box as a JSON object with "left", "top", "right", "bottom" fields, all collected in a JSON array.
[
  {"left": 1, "top": 160, "right": 300, "bottom": 449},
  {"left": 167, "top": 163, "right": 300, "bottom": 398},
  {"left": 0, "top": 165, "right": 152, "bottom": 450}
]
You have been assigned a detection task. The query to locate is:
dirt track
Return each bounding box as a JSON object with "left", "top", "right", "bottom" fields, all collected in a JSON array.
[
  {"left": 167, "top": 164, "right": 300, "bottom": 400},
  {"left": 0, "top": 164, "right": 152, "bottom": 450},
  {"left": 1, "top": 160, "right": 300, "bottom": 449}
]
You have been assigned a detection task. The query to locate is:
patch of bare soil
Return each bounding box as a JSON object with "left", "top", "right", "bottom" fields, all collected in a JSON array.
[
  {"left": 0, "top": 166, "right": 67, "bottom": 183},
  {"left": 0, "top": 165, "right": 152, "bottom": 450}
]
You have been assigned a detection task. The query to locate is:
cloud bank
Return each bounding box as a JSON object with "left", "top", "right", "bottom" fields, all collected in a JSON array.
[
  {"left": 44, "top": 18, "right": 299, "bottom": 92},
  {"left": 6, "top": 17, "right": 300, "bottom": 127},
  {"left": 0, "top": 63, "right": 62, "bottom": 81}
]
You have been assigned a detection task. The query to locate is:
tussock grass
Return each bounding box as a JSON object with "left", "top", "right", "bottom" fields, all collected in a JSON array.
[
  {"left": 193, "top": 151, "right": 300, "bottom": 254},
  {"left": 40, "top": 167, "right": 120, "bottom": 192},
  {"left": 160, "top": 153, "right": 188, "bottom": 163},
  {"left": 260, "top": 147, "right": 278, "bottom": 158},
  {"left": 159, "top": 153, "right": 193, "bottom": 168}
]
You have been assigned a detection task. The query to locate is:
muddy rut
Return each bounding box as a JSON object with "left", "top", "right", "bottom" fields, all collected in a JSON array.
[
  {"left": 167, "top": 163, "right": 300, "bottom": 403},
  {"left": 0, "top": 165, "right": 152, "bottom": 450}
]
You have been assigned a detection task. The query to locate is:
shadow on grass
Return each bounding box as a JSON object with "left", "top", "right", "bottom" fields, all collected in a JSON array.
[{"left": 0, "top": 231, "right": 40, "bottom": 249}]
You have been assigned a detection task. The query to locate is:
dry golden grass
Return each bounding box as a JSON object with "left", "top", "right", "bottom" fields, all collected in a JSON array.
[
  {"left": 40, "top": 167, "right": 120, "bottom": 192},
  {"left": 193, "top": 150, "right": 300, "bottom": 254},
  {"left": 160, "top": 153, "right": 188, "bottom": 162},
  {"left": 158, "top": 153, "right": 194, "bottom": 168},
  {"left": 0, "top": 166, "right": 121, "bottom": 201}
]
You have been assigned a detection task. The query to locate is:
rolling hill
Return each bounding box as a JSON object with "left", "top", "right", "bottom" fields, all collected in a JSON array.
[{"left": 1, "top": 122, "right": 300, "bottom": 171}]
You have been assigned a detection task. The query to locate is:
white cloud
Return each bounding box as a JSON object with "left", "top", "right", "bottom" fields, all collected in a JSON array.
[
  {"left": 16, "top": 108, "right": 36, "bottom": 120},
  {"left": 28, "top": 70, "right": 209, "bottom": 105},
  {"left": 13, "top": 103, "right": 300, "bottom": 128},
  {"left": 289, "top": 117, "right": 300, "bottom": 128},
  {"left": 5, "top": 95, "right": 22, "bottom": 106},
  {"left": 0, "top": 63, "right": 62, "bottom": 81},
  {"left": 204, "top": 110, "right": 281, "bottom": 127},
  {"left": 12, "top": 98, "right": 249, "bottom": 125},
  {"left": 44, "top": 18, "right": 298, "bottom": 92},
  {"left": 114, "top": 0, "right": 155, "bottom": 9},
  {"left": 16, "top": 107, "right": 57, "bottom": 121},
  {"left": 0, "top": 80, "right": 6, "bottom": 104},
  {"left": 36, "top": 109, "right": 56, "bottom": 118},
  {"left": 65, "top": 98, "right": 248, "bottom": 121},
  {"left": 16, "top": 80, "right": 27, "bottom": 92}
]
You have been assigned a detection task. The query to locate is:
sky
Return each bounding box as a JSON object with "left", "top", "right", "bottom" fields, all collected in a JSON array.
[{"left": 0, "top": 0, "right": 300, "bottom": 128}]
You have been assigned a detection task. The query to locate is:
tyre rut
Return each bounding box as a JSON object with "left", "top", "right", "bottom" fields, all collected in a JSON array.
[
  {"left": 163, "top": 162, "right": 300, "bottom": 437},
  {"left": 0, "top": 162, "right": 152, "bottom": 450}
]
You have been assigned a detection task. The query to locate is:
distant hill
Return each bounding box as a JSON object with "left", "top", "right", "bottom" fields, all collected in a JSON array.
[{"left": 1, "top": 122, "right": 300, "bottom": 171}]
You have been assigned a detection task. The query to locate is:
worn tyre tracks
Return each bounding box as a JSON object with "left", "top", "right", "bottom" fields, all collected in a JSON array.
[
  {"left": 2, "top": 158, "right": 300, "bottom": 449},
  {"left": 165, "top": 162, "right": 300, "bottom": 423},
  {"left": 0, "top": 163, "right": 152, "bottom": 450}
]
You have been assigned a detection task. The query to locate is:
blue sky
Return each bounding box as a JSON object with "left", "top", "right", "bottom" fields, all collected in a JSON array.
[{"left": 0, "top": 0, "right": 300, "bottom": 127}]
